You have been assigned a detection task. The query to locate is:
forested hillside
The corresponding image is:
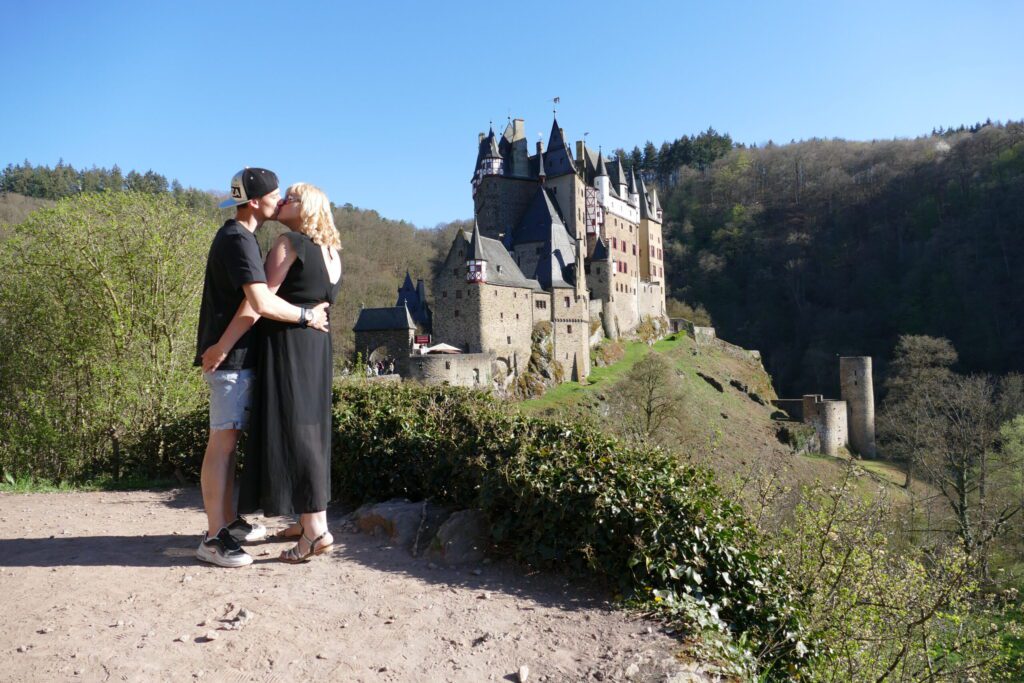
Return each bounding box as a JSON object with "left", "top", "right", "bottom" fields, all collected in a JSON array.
[
  {"left": 0, "top": 161, "right": 460, "bottom": 360},
  {"left": 621, "top": 122, "right": 1024, "bottom": 397}
]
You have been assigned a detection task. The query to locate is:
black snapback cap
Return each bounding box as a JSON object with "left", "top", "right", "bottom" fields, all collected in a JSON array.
[{"left": 219, "top": 167, "right": 280, "bottom": 208}]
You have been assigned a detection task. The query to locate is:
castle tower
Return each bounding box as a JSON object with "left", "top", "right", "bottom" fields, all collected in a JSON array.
[{"left": 840, "top": 357, "right": 876, "bottom": 458}]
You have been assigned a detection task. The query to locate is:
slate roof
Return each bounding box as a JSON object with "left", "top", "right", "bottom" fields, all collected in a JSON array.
[
  {"left": 638, "top": 174, "right": 652, "bottom": 219},
  {"left": 456, "top": 230, "right": 541, "bottom": 291},
  {"left": 543, "top": 117, "right": 575, "bottom": 177},
  {"left": 507, "top": 186, "right": 578, "bottom": 289},
  {"left": 396, "top": 271, "right": 431, "bottom": 329},
  {"left": 353, "top": 304, "right": 416, "bottom": 332},
  {"left": 591, "top": 236, "right": 610, "bottom": 261}
]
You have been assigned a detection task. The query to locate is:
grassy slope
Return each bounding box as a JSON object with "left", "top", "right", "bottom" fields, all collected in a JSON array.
[{"left": 520, "top": 332, "right": 918, "bottom": 506}]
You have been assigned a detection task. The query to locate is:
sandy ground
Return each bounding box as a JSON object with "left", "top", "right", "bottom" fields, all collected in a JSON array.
[{"left": 0, "top": 488, "right": 722, "bottom": 683}]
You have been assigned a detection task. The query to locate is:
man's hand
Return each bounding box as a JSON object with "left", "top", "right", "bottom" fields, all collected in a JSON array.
[
  {"left": 201, "top": 343, "right": 228, "bottom": 373},
  {"left": 309, "top": 302, "right": 330, "bottom": 332}
]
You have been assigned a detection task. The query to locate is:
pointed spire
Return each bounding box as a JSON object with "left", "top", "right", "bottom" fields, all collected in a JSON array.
[
  {"left": 468, "top": 220, "right": 486, "bottom": 261},
  {"left": 485, "top": 127, "right": 501, "bottom": 159},
  {"left": 536, "top": 140, "right": 546, "bottom": 182},
  {"left": 401, "top": 270, "right": 414, "bottom": 291},
  {"left": 595, "top": 151, "right": 608, "bottom": 177},
  {"left": 638, "top": 173, "right": 652, "bottom": 219},
  {"left": 547, "top": 117, "right": 566, "bottom": 152},
  {"left": 628, "top": 166, "right": 638, "bottom": 195}
]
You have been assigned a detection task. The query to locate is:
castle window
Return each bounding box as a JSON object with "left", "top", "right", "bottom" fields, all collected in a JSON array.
[
  {"left": 494, "top": 290, "right": 498, "bottom": 296},
  {"left": 454, "top": 310, "right": 460, "bottom": 317},
  {"left": 442, "top": 291, "right": 447, "bottom": 298},
  {"left": 497, "top": 264, "right": 503, "bottom": 273},
  {"left": 535, "top": 300, "right": 546, "bottom": 310},
  {"left": 632, "top": 244, "right": 636, "bottom": 255},
  {"left": 516, "top": 313, "right": 519, "bottom": 319},
  {"left": 514, "top": 292, "right": 517, "bottom": 298},
  {"left": 567, "top": 324, "right": 573, "bottom": 334},
  {"left": 564, "top": 296, "right": 570, "bottom": 308},
  {"left": 456, "top": 290, "right": 462, "bottom": 299},
  {"left": 445, "top": 361, "right": 451, "bottom": 370},
  {"left": 506, "top": 336, "right": 511, "bottom": 344},
  {"left": 500, "top": 312, "right": 504, "bottom": 320}
]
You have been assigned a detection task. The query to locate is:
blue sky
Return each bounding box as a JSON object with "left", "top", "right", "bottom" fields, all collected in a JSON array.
[{"left": 2, "top": 0, "right": 1021, "bottom": 227}]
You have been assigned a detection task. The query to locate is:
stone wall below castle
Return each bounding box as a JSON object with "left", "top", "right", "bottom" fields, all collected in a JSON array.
[{"left": 409, "top": 352, "right": 494, "bottom": 388}]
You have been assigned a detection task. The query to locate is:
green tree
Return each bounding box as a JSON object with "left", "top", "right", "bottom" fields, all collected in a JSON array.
[
  {"left": 0, "top": 192, "right": 212, "bottom": 481},
  {"left": 608, "top": 351, "right": 685, "bottom": 446}
]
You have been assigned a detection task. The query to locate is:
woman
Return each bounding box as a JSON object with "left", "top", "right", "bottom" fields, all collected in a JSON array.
[{"left": 206, "top": 182, "right": 342, "bottom": 562}]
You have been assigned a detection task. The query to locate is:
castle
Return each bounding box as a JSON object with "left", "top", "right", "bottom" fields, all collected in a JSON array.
[{"left": 354, "top": 115, "right": 668, "bottom": 389}]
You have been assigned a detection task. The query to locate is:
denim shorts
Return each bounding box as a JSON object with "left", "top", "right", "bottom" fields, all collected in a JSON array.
[{"left": 204, "top": 368, "right": 255, "bottom": 431}]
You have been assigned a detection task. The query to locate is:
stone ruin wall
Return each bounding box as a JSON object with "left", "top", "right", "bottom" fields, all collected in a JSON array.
[{"left": 802, "top": 394, "right": 848, "bottom": 456}]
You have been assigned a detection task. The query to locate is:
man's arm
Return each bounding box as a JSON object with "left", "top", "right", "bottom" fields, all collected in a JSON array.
[{"left": 201, "top": 234, "right": 328, "bottom": 372}]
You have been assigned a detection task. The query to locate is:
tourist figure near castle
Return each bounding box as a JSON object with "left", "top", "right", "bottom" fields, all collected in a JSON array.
[
  {"left": 206, "top": 183, "right": 342, "bottom": 564},
  {"left": 195, "top": 169, "right": 330, "bottom": 568}
]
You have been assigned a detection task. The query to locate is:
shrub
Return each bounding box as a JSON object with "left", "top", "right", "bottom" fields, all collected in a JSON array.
[
  {"left": 779, "top": 469, "right": 1017, "bottom": 681},
  {"left": 332, "top": 382, "right": 811, "bottom": 676},
  {"left": 0, "top": 192, "right": 212, "bottom": 481}
]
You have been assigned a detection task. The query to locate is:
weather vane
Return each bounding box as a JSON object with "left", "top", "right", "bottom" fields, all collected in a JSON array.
[{"left": 553, "top": 96, "right": 560, "bottom": 116}]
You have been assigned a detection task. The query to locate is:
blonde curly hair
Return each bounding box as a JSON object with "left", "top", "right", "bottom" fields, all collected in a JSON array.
[{"left": 288, "top": 182, "right": 341, "bottom": 251}]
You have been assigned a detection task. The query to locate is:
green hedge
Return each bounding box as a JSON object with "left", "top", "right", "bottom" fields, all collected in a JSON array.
[{"left": 332, "top": 382, "right": 811, "bottom": 676}]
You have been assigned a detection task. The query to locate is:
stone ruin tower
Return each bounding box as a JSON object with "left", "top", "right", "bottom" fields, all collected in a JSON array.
[{"left": 840, "top": 356, "right": 876, "bottom": 458}]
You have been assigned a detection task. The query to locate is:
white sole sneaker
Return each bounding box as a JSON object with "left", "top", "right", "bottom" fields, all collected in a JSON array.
[
  {"left": 228, "top": 520, "right": 267, "bottom": 544},
  {"left": 196, "top": 540, "right": 253, "bottom": 568}
]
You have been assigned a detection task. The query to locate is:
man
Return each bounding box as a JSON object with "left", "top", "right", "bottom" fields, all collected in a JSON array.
[{"left": 194, "top": 167, "right": 329, "bottom": 567}]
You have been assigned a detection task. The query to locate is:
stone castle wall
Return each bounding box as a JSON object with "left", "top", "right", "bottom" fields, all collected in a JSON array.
[
  {"left": 474, "top": 176, "right": 536, "bottom": 240},
  {"left": 550, "top": 288, "right": 591, "bottom": 380},
  {"left": 476, "top": 282, "right": 534, "bottom": 377},
  {"left": 354, "top": 329, "right": 414, "bottom": 375},
  {"left": 802, "top": 394, "right": 848, "bottom": 456},
  {"left": 637, "top": 280, "right": 665, "bottom": 319},
  {"left": 409, "top": 352, "right": 494, "bottom": 388}
]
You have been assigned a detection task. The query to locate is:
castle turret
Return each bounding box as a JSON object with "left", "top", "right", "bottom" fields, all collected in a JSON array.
[
  {"left": 628, "top": 167, "right": 639, "bottom": 206},
  {"left": 594, "top": 152, "right": 609, "bottom": 205},
  {"left": 474, "top": 128, "right": 503, "bottom": 181},
  {"left": 649, "top": 186, "right": 662, "bottom": 222},
  {"left": 466, "top": 221, "right": 487, "bottom": 284},
  {"left": 840, "top": 357, "right": 877, "bottom": 458}
]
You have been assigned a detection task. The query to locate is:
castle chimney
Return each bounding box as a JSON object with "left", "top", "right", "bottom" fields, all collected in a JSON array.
[
  {"left": 536, "top": 140, "right": 546, "bottom": 184},
  {"left": 478, "top": 132, "right": 485, "bottom": 143}
]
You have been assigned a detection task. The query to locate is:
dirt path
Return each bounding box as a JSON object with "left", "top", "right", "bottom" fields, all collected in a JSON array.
[{"left": 0, "top": 489, "right": 722, "bottom": 682}]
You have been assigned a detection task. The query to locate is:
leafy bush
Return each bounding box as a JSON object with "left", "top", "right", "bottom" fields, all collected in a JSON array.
[
  {"left": 332, "top": 382, "right": 811, "bottom": 676},
  {"left": 778, "top": 469, "right": 1018, "bottom": 681},
  {"left": 0, "top": 192, "right": 212, "bottom": 481}
]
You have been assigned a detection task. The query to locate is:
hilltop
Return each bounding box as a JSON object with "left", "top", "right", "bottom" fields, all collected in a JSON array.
[{"left": 520, "top": 330, "right": 921, "bottom": 515}]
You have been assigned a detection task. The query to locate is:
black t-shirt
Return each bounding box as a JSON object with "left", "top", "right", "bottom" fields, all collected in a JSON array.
[{"left": 194, "top": 220, "right": 267, "bottom": 369}]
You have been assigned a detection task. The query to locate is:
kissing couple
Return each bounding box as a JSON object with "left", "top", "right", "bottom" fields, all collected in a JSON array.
[{"left": 193, "top": 167, "right": 342, "bottom": 567}]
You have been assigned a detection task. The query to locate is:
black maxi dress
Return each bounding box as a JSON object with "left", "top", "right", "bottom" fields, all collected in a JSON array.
[{"left": 239, "top": 231, "right": 341, "bottom": 516}]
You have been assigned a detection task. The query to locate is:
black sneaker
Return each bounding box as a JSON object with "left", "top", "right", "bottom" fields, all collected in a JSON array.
[
  {"left": 227, "top": 516, "right": 266, "bottom": 543},
  {"left": 196, "top": 528, "right": 253, "bottom": 567}
]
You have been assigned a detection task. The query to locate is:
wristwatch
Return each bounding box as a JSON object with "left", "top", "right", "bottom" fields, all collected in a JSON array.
[{"left": 299, "top": 307, "right": 312, "bottom": 328}]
